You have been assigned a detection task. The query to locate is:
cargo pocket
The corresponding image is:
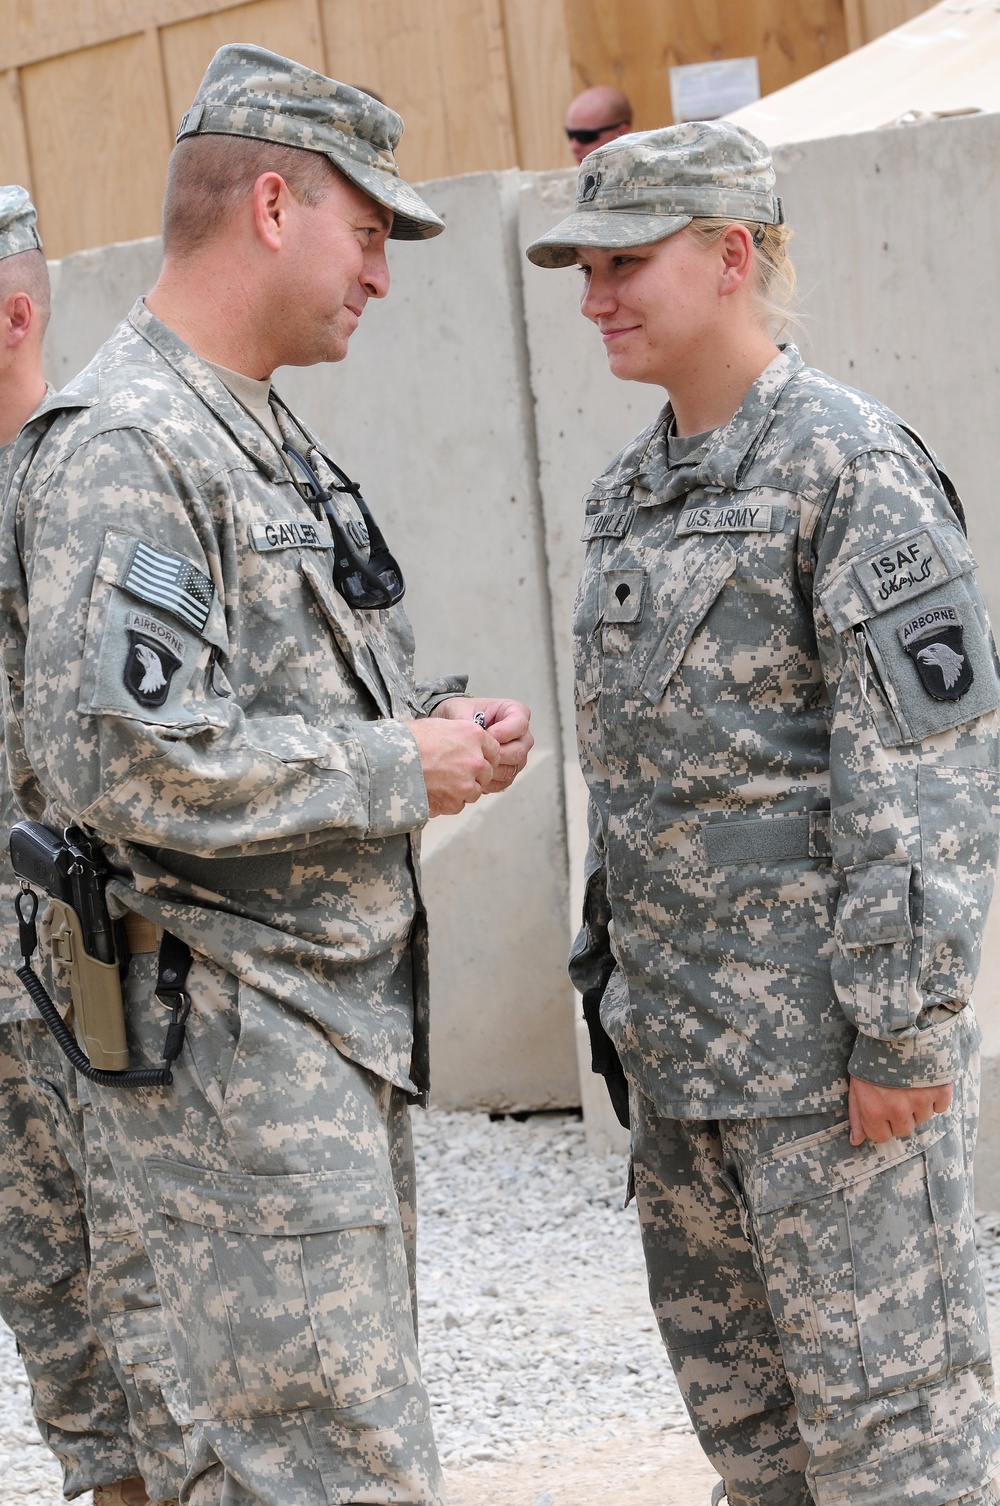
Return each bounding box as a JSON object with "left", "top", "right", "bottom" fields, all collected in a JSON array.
[
  {"left": 831, "top": 860, "right": 913, "bottom": 1034},
  {"left": 149, "top": 1158, "right": 409, "bottom": 1420},
  {"left": 109, "top": 1304, "right": 190, "bottom": 1436},
  {"left": 746, "top": 1108, "right": 985, "bottom": 1423}
]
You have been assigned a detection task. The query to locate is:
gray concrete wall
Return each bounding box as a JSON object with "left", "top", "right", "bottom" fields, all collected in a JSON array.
[{"left": 39, "top": 111, "right": 1000, "bottom": 1193}]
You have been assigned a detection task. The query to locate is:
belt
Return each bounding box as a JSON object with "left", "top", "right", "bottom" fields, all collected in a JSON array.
[{"left": 123, "top": 911, "right": 163, "bottom": 954}]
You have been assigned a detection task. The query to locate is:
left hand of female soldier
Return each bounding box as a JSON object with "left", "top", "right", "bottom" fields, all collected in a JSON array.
[{"left": 848, "top": 1076, "right": 953, "bottom": 1146}]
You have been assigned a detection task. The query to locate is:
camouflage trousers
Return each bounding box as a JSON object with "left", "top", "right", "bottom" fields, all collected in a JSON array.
[
  {"left": 631, "top": 1060, "right": 1000, "bottom": 1506},
  {"left": 0, "top": 1017, "right": 187, "bottom": 1500},
  {"left": 89, "top": 950, "right": 444, "bottom": 1506}
]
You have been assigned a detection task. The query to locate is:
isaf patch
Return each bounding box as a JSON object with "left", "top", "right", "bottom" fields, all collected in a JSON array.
[
  {"left": 124, "top": 631, "right": 182, "bottom": 707},
  {"left": 899, "top": 606, "right": 973, "bottom": 701},
  {"left": 853, "top": 531, "right": 950, "bottom": 614}
]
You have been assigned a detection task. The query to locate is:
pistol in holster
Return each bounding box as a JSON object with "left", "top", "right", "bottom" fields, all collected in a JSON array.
[
  {"left": 9, "top": 820, "right": 190, "bottom": 1087},
  {"left": 10, "top": 820, "right": 128, "bottom": 1069}
]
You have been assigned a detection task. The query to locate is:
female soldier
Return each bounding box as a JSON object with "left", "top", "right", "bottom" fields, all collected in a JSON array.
[{"left": 526, "top": 123, "right": 1000, "bottom": 1506}]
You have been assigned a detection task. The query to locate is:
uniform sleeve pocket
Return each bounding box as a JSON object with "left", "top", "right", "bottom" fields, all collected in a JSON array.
[
  {"left": 639, "top": 538, "right": 736, "bottom": 704},
  {"left": 916, "top": 763, "right": 1000, "bottom": 1006},
  {"left": 149, "top": 1159, "right": 410, "bottom": 1418},
  {"left": 79, "top": 531, "right": 221, "bottom": 732},
  {"left": 832, "top": 860, "right": 914, "bottom": 1033}
]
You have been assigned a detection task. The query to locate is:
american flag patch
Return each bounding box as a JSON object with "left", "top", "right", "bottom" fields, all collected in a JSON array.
[{"left": 122, "top": 543, "right": 214, "bottom": 633}]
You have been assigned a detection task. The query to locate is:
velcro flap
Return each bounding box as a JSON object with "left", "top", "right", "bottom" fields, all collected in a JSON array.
[
  {"left": 752, "top": 1112, "right": 949, "bottom": 1216},
  {"left": 150, "top": 1159, "right": 395, "bottom": 1236},
  {"left": 703, "top": 811, "right": 830, "bottom": 866},
  {"left": 836, "top": 860, "right": 913, "bottom": 948}
]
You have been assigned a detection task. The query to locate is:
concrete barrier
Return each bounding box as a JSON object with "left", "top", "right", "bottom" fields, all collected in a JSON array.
[{"left": 39, "top": 112, "right": 1000, "bottom": 1196}]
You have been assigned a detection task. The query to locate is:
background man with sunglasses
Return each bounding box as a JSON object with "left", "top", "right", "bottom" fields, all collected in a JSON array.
[
  {"left": 0, "top": 44, "right": 531, "bottom": 1506},
  {"left": 564, "top": 84, "right": 634, "bottom": 165}
]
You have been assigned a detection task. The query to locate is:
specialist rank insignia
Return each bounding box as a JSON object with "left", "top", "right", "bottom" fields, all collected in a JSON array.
[
  {"left": 124, "top": 632, "right": 183, "bottom": 708},
  {"left": 899, "top": 605, "right": 973, "bottom": 701}
]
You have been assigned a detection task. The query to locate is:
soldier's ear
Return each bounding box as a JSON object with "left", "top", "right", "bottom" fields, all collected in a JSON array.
[
  {"left": 3, "top": 292, "right": 35, "bottom": 347},
  {"left": 251, "top": 172, "right": 291, "bottom": 252}
]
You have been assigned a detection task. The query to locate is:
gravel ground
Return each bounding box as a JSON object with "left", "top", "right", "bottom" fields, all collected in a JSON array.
[{"left": 2, "top": 1109, "right": 999, "bottom": 1505}]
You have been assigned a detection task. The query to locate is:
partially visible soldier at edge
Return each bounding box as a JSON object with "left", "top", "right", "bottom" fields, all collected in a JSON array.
[
  {"left": 0, "top": 46, "right": 532, "bottom": 1506},
  {"left": 527, "top": 123, "right": 1000, "bottom": 1505},
  {"left": 0, "top": 186, "right": 189, "bottom": 1506}
]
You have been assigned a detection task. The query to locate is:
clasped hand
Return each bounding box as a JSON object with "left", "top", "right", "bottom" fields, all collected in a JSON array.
[
  {"left": 848, "top": 1075, "right": 953, "bottom": 1146},
  {"left": 407, "top": 698, "right": 533, "bottom": 817}
]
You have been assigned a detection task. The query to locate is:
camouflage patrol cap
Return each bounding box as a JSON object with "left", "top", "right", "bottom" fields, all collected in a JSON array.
[
  {"left": 526, "top": 121, "right": 782, "bottom": 269},
  {"left": 176, "top": 44, "right": 444, "bottom": 241},
  {"left": 0, "top": 185, "right": 42, "bottom": 261}
]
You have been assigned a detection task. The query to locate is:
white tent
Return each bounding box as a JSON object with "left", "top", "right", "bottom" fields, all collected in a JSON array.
[{"left": 728, "top": 0, "right": 1000, "bottom": 144}]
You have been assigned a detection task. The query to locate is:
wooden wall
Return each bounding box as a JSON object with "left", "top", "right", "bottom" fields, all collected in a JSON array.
[{"left": 0, "top": 0, "right": 939, "bottom": 259}]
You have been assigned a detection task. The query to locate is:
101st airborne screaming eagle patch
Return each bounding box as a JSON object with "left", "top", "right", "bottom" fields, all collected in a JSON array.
[
  {"left": 124, "top": 631, "right": 183, "bottom": 707},
  {"left": 898, "top": 605, "right": 974, "bottom": 702}
]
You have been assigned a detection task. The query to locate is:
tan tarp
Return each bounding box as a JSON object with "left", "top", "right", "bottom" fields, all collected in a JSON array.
[{"left": 728, "top": 0, "right": 1000, "bottom": 145}]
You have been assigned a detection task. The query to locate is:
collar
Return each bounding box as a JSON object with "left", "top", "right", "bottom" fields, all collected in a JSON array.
[
  {"left": 128, "top": 300, "right": 292, "bottom": 484},
  {"left": 630, "top": 344, "right": 804, "bottom": 504}
]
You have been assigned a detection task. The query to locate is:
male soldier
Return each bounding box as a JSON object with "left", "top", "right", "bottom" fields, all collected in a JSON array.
[
  {"left": 0, "top": 186, "right": 188, "bottom": 1506},
  {"left": 0, "top": 46, "right": 532, "bottom": 1506},
  {"left": 564, "top": 84, "right": 634, "bottom": 166}
]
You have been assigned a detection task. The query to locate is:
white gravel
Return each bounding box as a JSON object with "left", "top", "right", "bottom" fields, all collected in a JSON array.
[{"left": 2, "top": 1108, "right": 999, "bottom": 1501}]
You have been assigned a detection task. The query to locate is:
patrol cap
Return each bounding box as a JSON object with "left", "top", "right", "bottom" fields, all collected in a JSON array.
[
  {"left": 175, "top": 44, "right": 444, "bottom": 241},
  {"left": 0, "top": 185, "right": 42, "bottom": 261},
  {"left": 526, "top": 121, "right": 782, "bottom": 269}
]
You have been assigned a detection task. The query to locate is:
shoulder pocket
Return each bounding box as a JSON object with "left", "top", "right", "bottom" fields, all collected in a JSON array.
[
  {"left": 822, "top": 529, "right": 999, "bottom": 745},
  {"left": 79, "top": 531, "right": 222, "bottom": 730},
  {"left": 860, "top": 578, "right": 999, "bottom": 745}
]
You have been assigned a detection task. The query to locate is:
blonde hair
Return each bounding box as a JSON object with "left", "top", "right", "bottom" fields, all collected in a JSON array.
[{"left": 685, "top": 218, "right": 798, "bottom": 337}]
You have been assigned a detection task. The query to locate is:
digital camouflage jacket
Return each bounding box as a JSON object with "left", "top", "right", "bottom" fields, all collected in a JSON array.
[
  {"left": 570, "top": 346, "right": 1000, "bottom": 1118},
  {"left": 0, "top": 385, "right": 52, "bottom": 1022},
  {"left": 0, "top": 304, "right": 464, "bottom": 1095}
]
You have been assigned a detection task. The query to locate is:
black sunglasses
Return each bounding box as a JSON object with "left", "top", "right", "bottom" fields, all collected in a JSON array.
[
  {"left": 282, "top": 443, "right": 405, "bottom": 611},
  {"left": 565, "top": 121, "right": 629, "bottom": 145}
]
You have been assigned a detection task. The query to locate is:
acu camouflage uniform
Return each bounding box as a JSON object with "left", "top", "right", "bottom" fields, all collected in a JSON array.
[
  {"left": 0, "top": 46, "right": 453, "bottom": 1501},
  {"left": 528, "top": 123, "right": 1000, "bottom": 1506},
  {"left": 568, "top": 346, "right": 1000, "bottom": 1506},
  {"left": 0, "top": 185, "right": 187, "bottom": 1503}
]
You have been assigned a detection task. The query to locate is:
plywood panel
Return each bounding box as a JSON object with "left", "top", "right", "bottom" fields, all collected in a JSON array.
[
  {"left": 321, "top": 0, "right": 517, "bottom": 181},
  {"left": 0, "top": 69, "right": 33, "bottom": 196},
  {"left": 160, "top": 0, "right": 324, "bottom": 132},
  {"left": 855, "top": 0, "right": 940, "bottom": 45},
  {"left": 0, "top": 0, "right": 246, "bottom": 70},
  {"left": 563, "top": 0, "right": 850, "bottom": 131},
  {"left": 501, "top": 0, "right": 574, "bottom": 170},
  {"left": 432, "top": 0, "right": 516, "bottom": 175},
  {"left": 19, "top": 31, "right": 172, "bottom": 257}
]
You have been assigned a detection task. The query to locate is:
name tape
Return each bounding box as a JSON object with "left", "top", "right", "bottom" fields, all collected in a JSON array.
[
  {"left": 251, "top": 520, "right": 335, "bottom": 553},
  {"left": 676, "top": 503, "right": 786, "bottom": 536}
]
